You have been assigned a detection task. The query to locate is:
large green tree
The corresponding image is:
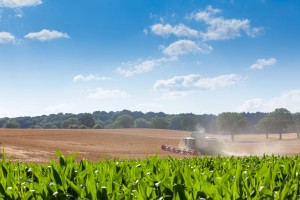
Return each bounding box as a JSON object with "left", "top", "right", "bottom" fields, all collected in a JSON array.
[
  {"left": 216, "top": 112, "right": 247, "bottom": 142},
  {"left": 256, "top": 115, "right": 274, "bottom": 139},
  {"left": 114, "top": 114, "right": 134, "bottom": 128},
  {"left": 61, "top": 118, "right": 80, "bottom": 129},
  {"left": 268, "top": 108, "right": 293, "bottom": 140},
  {"left": 182, "top": 115, "right": 197, "bottom": 131},
  {"left": 134, "top": 118, "right": 151, "bottom": 128},
  {"left": 151, "top": 116, "right": 169, "bottom": 129},
  {"left": 3, "top": 119, "right": 20, "bottom": 128},
  {"left": 79, "top": 113, "right": 96, "bottom": 128}
]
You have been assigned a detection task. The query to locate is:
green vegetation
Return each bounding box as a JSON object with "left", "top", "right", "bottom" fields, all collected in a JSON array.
[
  {"left": 0, "top": 152, "right": 300, "bottom": 199},
  {"left": 114, "top": 114, "right": 134, "bottom": 128},
  {"left": 257, "top": 108, "right": 294, "bottom": 140},
  {"left": 216, "top": 112, "right": 247, "bottom": 142},
  {"left": 151, "top": 116, "right": 169, "bottom": 129},
  {"left": 1, "top": 108, "right": 300, "bottom": 140},
  {"left": 3, "top": 119, "right": 20, "bottom": 128},
  {"left": 134, "top": 118, "right": 151, "bottom": 128},
  {"left": 79, "top": 113, "right": 96, "bottom": 129}
]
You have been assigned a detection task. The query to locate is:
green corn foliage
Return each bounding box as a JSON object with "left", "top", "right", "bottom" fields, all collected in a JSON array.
[{"left": 0, "top": 151, "right": 300, "bottom": 199}]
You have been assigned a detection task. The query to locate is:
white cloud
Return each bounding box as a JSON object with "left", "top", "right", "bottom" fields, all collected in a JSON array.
[
  {"left": 239, "top": 90, "right": 300, "bottom": 112},
  {"left": 191, "top": 5, "right": 263, "bottom": 41},
  {"left": 24, "top": 29, "right": 69, "bottom": 41},
  {"left": 151, "top": 23, "right": 198, "bottom": 38},
  {"left": 154, "top": 74, "right": 240, "bottom": 91},
  {"left": 14, "top": 8, "right": 23, "bottom": 17},
  {"left": 0, "top": 0, "right": 42, "bottom": 8},
  {"left": 250, "top": 58, "right": 277, "bottom": 70},
  {"left": 0, "top": 32, "right": 15, "bottom": 44},
  {"left": 163, "top": 39, "right": 212, "bottom": 56},
  {"left": 238, "top": 98, "right": 265, "bottom": 113},
  {"left": 87, "top": 88, "right": 129, "bottom": 99},
  {"left": 143, "top": 28, "right": 148, "bottom": 35},
  {"left": 73, "top": 74, "right": 112, "bottom": 82},
  {"left": 116, "top": 57, "right": 177, "bottom": 77}
]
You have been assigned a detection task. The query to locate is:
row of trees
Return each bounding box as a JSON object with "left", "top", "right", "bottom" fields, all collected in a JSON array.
[
  {"left": 1, "top": 109, "right": 299, "bottom": 140},
  {"left": 216, "top": 108, "right": 298, "bottom": 141},
  {"left": 0, "top": 111, "right": 218, "bottom": 132}
]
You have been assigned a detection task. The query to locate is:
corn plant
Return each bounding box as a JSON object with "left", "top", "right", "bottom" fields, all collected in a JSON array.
[{"left": 0, "top": 151, "right": 299, "bottom": 199}]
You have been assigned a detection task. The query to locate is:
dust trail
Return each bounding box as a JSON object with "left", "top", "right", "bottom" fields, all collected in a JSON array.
[{"left": 220, "top": 133, "right": 300, "bottom": 156}]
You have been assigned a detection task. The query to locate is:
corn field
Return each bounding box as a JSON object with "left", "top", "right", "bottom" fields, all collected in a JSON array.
[{"left": 0, "top": 151, "right": 300, "bottom": 199}]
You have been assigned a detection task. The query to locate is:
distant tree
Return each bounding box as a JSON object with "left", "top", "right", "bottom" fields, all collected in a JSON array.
[
  {"left": 93, "top": 124, "right": 103, "bottom": 129},
  {"left": 43, "top": 123, "right": 57, "bottom": 129},
  {"left": 78, "top": 124, "right": 88, "bottom": 129},
  {"left": 167, "top": 115, "right": 183, "bottom": 130},
  {"left": 182, "top": 115, "right": 197, "bottom": 131},
  {"left": 256, "top": 115, "right": 274, "bottom": 139},
  {"left": 256, "top": 108, "right": 294, "bottom": 140},
  {"left": 34, "top": 124, "right": 43, "bottom": 129},
  {"left": 0, "top": 118, "right": 9, "bottom": 127},
  {"left": 3, "top": 119, "right": 20, "bottom": 128},
  {"left": 144, "top": 112, "right": 157, "bottom": 120},
  {"left": 134, "top": 118, "right": 151, "bottom": 128},
  {"left": 103, "top": 120, "right": 113, "bottom": 128},
  {"left": 93, "top": 111, "right": 110, "bottom": 123},
  {"left": 269, "top": 108, "right": 294, "bottom": 140},
  {"left": 68, "top": 125, "right": 79, "bottom": 129},
  {"left": 293, "top": 113, "right": 300, "bottom": 138},
  {"left": 104, "top": 123, "right": 115, "bottom": 129},
  {"left": 15, "top": 116, "right": 35, "bottom": 128},
  {"left": 216, "top": 112, "right": 247, "bottom": 142},
  {"left": 241, "top": 112, "right": 267, "bottom": 133},
  {"left": 151, "top": 116, "right": 169, "bottom": 129},
  {"left": 199, "top": 114, "right": 217, "bottom": 133},
  {"left": 61, "top": 118, "right": 80, "bottom": 129},
  {"left": 79, "top": 113, "right": 95, "bottom": 128},
  {"left": 114, "top": 114, "right": 134, "bottom": 128}
]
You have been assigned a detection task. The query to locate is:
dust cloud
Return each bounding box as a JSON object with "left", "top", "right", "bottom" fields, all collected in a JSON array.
[
  {"left": 217, "top": 133, "right": 300, "bottom": 156},
  {"left": 178, "top": 128, "right": 300, "bottom": 156}
]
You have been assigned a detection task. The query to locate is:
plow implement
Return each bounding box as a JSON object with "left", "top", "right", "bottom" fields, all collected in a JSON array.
[{"left": 161, "top": 144, "right": 197, "bottom": 156}]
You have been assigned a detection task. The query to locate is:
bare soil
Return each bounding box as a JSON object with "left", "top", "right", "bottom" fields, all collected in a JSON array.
[{"left": 0, "top": 129, "right": 299, "bottom": 163}]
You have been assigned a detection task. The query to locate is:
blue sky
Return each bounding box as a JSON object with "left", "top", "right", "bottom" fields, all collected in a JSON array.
[{"left": 0, "top": 0, "right": 300, "bottom": 117}]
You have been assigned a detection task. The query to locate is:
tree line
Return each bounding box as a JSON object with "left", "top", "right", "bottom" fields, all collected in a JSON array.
[{"left": 0, "top": 108, "right": 299, "bottom": 138}]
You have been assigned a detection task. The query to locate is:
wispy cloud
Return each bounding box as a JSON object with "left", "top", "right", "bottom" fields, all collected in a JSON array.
[
  {"left": 190, "top": 5, "right": 263, "bottom": 41},
  {"left": 24, "top": 29, "right": 69, "bottom": 41},
  {"left": 87, "top": 88, "right": 129, "bottom": 99},
  {"left": 163, "top": 39, "right": 212, "bottom": 56},
  {"left": 239, "top": 90, "right": 300, "bottom": 112},
  {"left": 116, "top": 57, "right": 177, "bottom": 77},
  {"left": 151, "top": 23, "right": 198, "bottom": 38},
  {"left": 154, "top": 73, "right": 241, "bottom": 91},
  {"left": 150, "top": 5, "right": 262, "bottom": 41},
  {"left": 0, "top": 0, "right": 42, "bottom": 8},
  {"left": 250, "top": 58, "right": 277, "bottom": 70},
  {"left": 73, "top": 74, "right": 112, "bottom": 82},
  {"left": 0, "top": 32, "right": 15, "bottom": 44},
  {"left": 14, "top": 8, "right": 23, "bottom": 17},
  {"left": 1, "top": 1, "right": 39, "bottom": 18}
]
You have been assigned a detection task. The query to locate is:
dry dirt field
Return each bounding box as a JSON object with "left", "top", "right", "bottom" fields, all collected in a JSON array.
[{"left": 0, "top": 128, "right": 300, "bottom": 163}]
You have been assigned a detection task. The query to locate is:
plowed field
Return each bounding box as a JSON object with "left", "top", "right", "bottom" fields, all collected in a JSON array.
[{"left": 0, "top": 129, "right": 300, "bottom": 163}]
